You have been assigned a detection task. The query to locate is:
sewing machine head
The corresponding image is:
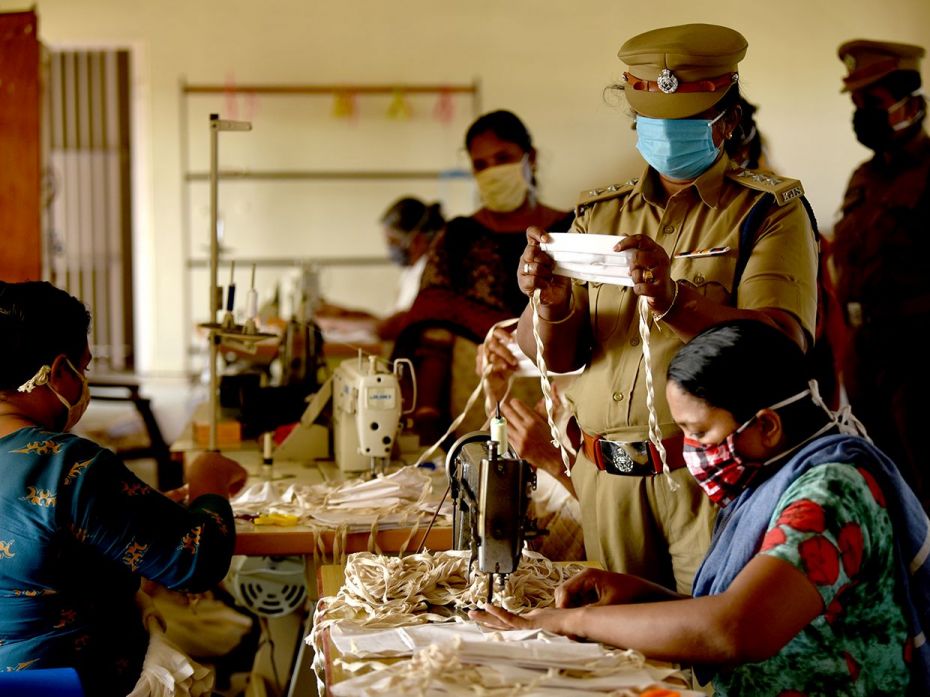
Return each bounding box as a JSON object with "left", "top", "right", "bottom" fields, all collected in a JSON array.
[
  {"left": 445, "top": 431, "right": 542, "bottom": 601},
  {"left": 333, "top": 354, "right": 404, "bottom": 475}
]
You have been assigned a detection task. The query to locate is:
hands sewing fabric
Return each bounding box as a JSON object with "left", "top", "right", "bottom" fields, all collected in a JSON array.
[
  {"left": 469, "top": 568, "right": 682, "bottom": 635},
  {"left": 500, "top": 397, "right": 569, "bottom": 483},
  {"left": 469, "top": 603, "right": 572, "bottom": 635},
  {"left": 476, "top": 328, "right": 574, "bottom": 488},
  {"left": 476, "top": 326, "right": 521, "bottom": 404}
]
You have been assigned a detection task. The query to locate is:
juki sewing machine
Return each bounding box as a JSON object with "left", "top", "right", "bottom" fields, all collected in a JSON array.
[
  {"left": 333, "top": 354, "right": 412, "bottom": 476},
  {"left": 445, "top": 430, "right": 543, "bottom": 602}
]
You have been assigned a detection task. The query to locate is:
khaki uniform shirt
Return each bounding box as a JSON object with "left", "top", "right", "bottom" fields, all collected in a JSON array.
[{"left": 565, "top": 154, "right": 818, "bottom": 441}]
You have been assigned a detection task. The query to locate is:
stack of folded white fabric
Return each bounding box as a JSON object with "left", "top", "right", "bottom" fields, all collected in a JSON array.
[
  {"left": 231, "top": 466, "right": 450, "bottom": 532},
  {"left": 326, "top": 622, "right": 700, "bottom": 696}
]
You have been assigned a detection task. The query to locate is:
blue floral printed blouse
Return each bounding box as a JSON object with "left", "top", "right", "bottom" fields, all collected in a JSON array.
[{"left": 0, "top": 427, "right": 235, "bottom": 696}]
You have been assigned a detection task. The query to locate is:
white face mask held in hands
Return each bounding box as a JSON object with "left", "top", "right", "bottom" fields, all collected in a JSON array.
[
  {"left": 539, "top": 233, "right": 635, "bottom": 286},
  {"left": 532, "top": 232, "right": 677, "bottom": 489}
]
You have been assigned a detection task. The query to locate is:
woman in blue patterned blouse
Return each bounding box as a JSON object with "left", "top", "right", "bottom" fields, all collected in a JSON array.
[{"left": 0, "top": 281, "right": 247, "bottom": 696}]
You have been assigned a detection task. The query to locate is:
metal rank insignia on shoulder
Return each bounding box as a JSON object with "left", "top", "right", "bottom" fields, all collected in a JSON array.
[
  {"left": 727, "top": 168, "right": 805, "bottom": 206},
  {"left": 575, "top": 180, "right": 638, "bottom": 215}
]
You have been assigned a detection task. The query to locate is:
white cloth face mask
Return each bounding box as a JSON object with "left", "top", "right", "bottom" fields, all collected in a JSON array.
[
  {"left": 475, "top": 155, "right": 531, "bottom": 213},
  {"left": 539, "top": 232, "right": 634, "bottom": 286}
]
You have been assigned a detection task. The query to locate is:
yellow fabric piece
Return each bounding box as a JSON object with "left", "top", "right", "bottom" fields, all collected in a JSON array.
[{"left": 253, "top": 513, "right": 300, "bottom": 527}]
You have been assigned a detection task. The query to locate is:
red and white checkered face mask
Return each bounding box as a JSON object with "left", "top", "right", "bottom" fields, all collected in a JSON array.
[
  {"left": 682, "top": 418, "right": 760, "bottom": 508},
  {"left": 681, "top": 387, "right": 820, "bottom": 508}
]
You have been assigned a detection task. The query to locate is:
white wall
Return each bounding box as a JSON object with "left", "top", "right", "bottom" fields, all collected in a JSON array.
[{"left": 5, "top": 0, "right": 929, "bottom": 374}]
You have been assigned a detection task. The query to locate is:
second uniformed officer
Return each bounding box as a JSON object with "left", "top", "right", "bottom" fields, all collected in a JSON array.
[
  {"left": 832, "top": 39, "right": 930, "bottom": 511},
  {"left": 515, "top": 23, "right": 819, "bottom": 593}
]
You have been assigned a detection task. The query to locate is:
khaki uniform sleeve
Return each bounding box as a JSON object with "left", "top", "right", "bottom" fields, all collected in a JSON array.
[{"left": 737, "top": 199, "right": 818, "bottom": 338}]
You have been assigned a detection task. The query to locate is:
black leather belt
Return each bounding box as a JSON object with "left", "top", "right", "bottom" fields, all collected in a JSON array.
[{"left": 581, "top": 431, "right": 685, "bottom": 476}]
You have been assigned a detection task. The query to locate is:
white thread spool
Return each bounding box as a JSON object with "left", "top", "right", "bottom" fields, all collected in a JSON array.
[
  {"left": 490, "top": 415, "right": 508, "bottom": 454},
  {"left": 262, "top": 432, "right": 274, "bottom": 481}
]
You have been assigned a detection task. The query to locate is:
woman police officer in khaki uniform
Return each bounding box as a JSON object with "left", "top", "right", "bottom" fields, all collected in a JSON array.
[{"left": 516, "top": 23, "right": 819, "bottom": 593}]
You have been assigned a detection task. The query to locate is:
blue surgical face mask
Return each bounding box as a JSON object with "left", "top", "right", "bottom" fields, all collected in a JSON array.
[
  {"left": 635, "top": 111, "right": 726, "bottom": 181},
  {"left": 388, "top": 241, "right": 411, "bottom": 267}
]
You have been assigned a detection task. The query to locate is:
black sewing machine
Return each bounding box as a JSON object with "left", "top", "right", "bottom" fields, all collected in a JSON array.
[{"left": 445, "top": 431, "right": 544, "bottom": 603}]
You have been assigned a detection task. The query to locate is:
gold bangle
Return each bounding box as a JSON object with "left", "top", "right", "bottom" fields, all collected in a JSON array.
[
  {"left": 539, "top": 293, "right": 575, "bottom": 324},
  {"left": 652, "top": 281, "right": 680, "bottom": 322}
]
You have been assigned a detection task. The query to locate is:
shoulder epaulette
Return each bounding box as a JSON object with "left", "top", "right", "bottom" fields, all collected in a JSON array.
[
  {"left": 726, "top": 168, "right": 804, "bottom": 206},
  {"left": 575, "top": 179, "right": 637, "bottom": 215}
]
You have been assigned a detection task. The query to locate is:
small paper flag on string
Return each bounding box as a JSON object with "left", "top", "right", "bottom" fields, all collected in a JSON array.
[
  {"left": 433, "top": 88, "right": 455, "bottom": 124},
  {"left": 244, "top": 91, "right": 259, "bottom": 121},
  {"left": 332, "top": 91, "right": 356, "bottom": 119},
  {"left": 224, "top": 72, "right": 239, "bottom": 119},
  {"left": 386, "top": 88, "right": 412, "bottom": 120}
]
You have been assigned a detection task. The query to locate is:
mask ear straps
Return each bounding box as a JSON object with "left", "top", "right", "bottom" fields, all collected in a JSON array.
[
  {"left": 809, "top": 377, "right": 873, "bottom": 441},
  {"left": 17, "top": 365, "right": 52, "bottom": 393},
  {"left": 808, "top": 378, "right": 834, "bottom": 420},
  {"left": 708, "top": 110, "right": 727, "bottom": 127}
]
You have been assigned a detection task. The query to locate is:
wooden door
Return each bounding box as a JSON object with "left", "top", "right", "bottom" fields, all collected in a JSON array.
[{"left": 0, "top": 10, "right": 41, "bottom": 281}]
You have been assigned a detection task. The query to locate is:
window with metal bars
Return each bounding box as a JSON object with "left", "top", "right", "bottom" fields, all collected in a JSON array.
[{"left": 44, "top": 49, "right": 134, "bottom": 371}]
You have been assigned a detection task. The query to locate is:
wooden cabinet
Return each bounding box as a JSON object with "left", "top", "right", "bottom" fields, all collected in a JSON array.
[{"left": 0, "top": 10, "right": 41, "bottom": 281}]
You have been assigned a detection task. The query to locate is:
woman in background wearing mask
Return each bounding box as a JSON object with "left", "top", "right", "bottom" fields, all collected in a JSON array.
[
  {"left": 474, "top": 320, "right": 928, "bottom": 695},
  {"left": 398, "top": 110, "right": 572, "bottom": 442},
  {"left": 0, "top": 281, "right": 247, "bottom": 696},
  {"left": 515, "top": 24, "right": 819, "bottom": 595},
  {"left": 376, "top": 196, "right": 444, "bottom": 340},
  {"left": 318, "top": 196, "right": 445, "bottom": 338}
]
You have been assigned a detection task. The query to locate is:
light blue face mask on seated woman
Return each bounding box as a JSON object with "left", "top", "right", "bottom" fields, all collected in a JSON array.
[{"left": 635, "top": 111, "right": 726, "bottom": 181}]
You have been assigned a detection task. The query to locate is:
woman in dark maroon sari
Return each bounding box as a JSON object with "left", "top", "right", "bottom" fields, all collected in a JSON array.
[{"left": 396, "top": 110, "right": 573, "bottom": 442}]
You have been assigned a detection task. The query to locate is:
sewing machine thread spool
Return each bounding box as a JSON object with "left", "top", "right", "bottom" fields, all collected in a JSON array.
[
  {"left": 261, "top": 432, "right": 273, "bottom": 481},
  {"left": 490, "top": 415, "right": 508, "bottom": 455}
]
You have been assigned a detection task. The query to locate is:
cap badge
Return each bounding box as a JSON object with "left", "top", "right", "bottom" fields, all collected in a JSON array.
[
  {"left": 844, "top": 55, "right": 857, "bottom": 71},
  {"left": 657, "top": 69, "right": 679, "bottom": 94}
]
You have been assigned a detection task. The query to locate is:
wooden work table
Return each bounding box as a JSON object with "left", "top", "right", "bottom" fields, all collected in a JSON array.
[
  {"left": 228, "top": 453, "right": 450, "bottom": 557},
  {"left": 235, "top": 524, "right": 451, "bottom": 557},
  {"left": 312, "top": 561, "right": 696, "bottom": 696},
  {"left": 171, "top": 409, "right": 450, "bottom": 558},
  {"left": 169, "top": 440, "right": 449, "bottom": 557}
]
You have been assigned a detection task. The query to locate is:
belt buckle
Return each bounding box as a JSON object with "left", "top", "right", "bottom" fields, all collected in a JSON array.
[{"left": 598, "top": 440, "right": 652, "bottom": 476}]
